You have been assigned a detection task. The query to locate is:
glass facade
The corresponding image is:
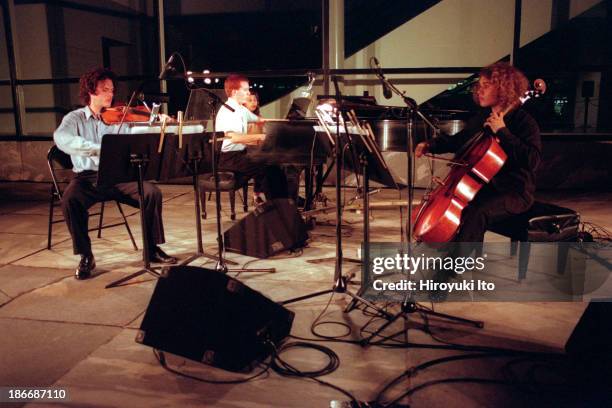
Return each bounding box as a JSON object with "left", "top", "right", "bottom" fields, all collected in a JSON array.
[{"left": 0, "top": 0, "right": 610, "bottom": 138}]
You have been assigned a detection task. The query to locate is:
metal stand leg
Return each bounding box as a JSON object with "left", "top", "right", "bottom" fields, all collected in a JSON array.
[
  {"left": 280, "top": 95, "right": 388, "bottom": 318},
  {"left": 361, "top": 299, "right": 484, "bottom": 346},
  {"left": 106, "top": 155, "right": 161, "bottom": 289},
  {"left": 180, "top": 154, "right": 237, "bottom": 267}
]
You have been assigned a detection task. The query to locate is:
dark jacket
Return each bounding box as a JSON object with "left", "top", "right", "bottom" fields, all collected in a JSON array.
[{"left": 427, "top": 108, "right": 541, "bottom": 211}]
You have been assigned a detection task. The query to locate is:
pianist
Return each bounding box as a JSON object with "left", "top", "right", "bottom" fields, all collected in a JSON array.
[
  {"left": 216, "top": 74, "right": 287, "bottom": 203},
  {"left": 53, "top": 67, "right": 177, "bottom": 280}
]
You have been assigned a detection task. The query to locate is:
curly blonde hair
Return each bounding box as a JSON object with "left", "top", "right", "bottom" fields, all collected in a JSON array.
[{"left": 472, "top": 62, "right": 529, "bottom": 110}]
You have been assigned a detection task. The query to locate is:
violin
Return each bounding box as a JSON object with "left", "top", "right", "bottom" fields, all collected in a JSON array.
[
  {"left": 412, "top": 79, "right": 546, "bottom": 242},
  {"left": 101, "top": 104, "right": 152, "bottom": 125}
]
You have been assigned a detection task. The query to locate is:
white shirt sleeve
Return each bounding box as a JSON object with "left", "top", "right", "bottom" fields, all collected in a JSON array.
[
  {"left": 245, "top": 109, "right": 259, "bottom": 123},
  {"left": 53, "top": 111, "right": 101, "bottom": 157}
]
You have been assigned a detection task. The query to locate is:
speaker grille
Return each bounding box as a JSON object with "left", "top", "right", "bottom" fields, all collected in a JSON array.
[{"left": 224, "top": 199, "right": 309, "bottom": 258}]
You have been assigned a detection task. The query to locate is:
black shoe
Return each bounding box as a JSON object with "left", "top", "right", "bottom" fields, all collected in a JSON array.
[
  {"left": 75, "top": 254, "right": 95, "bottom": 280},
  {"left": 149, "top": 246, "right": 177, "bottom": 264},
  {"left": 254, "top": 196, "right": 265, "bottom": 206}
]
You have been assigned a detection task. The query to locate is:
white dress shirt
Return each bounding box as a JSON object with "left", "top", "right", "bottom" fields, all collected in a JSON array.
[{"left": 215, "top": 97, "right": 259, "bottom": 152}]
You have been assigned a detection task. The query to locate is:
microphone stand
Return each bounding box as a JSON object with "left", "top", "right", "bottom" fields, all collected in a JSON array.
[
  {"left": 280, "top": 77, "right": 392, "bottom": 319},
  {"left": 115, "top": 82, "right": 149, "bottom": 134},
  {"left": 195, "top": 86, "right": 274, "bottom": 275},
  {"left": 360, "top": 62, "right": 483, "bottom": 346}
]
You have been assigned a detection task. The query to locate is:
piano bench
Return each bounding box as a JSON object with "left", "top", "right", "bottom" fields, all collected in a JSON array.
[{"left": 199, "top": 172, "right": 249, "bottom": 221}]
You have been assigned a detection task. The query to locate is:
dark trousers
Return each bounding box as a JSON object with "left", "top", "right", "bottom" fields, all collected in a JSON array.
[
  {"left": 446, "top": 186, "right": 531, "bottom": 263},
  {"left": 455, "top": 186, "right": 531, "bottom": 243},
  {"left": 283, "top": 165, "right": 303, "bottom": 201},
  {"left": 219, "top": 150, "right": 288, "bottom": 199},
  {"left": 61, "top": 171, "right": 165, "bottom": 255}
]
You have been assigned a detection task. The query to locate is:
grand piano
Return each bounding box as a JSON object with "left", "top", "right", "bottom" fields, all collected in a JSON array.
[{"left": 113, "top": 95, "right": 468, "bottom": 201}]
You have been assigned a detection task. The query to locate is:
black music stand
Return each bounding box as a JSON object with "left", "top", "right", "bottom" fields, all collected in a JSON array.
[
  {"left": 99, "top": 133, "right": 168, "bottom": 289},
  {"left": 280, "top": 81, "right": 393, "bottom": 319},
  {"left": 159, "top": 132, "right": 236, "bottom": 267},
  {"left": 339, "top": 115, "right": 400, "bottom": 313}
]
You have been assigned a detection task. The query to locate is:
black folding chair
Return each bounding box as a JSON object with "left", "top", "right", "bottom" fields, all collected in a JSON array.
[{"left": 46, "top": 145, "right": 138, "bottom": 251}]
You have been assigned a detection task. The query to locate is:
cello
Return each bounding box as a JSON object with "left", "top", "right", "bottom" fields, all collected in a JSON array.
[{"left": 412, "top": 79, "right": 546, "bottom": 242}]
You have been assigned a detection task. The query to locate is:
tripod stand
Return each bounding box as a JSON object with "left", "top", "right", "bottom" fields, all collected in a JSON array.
[
  {"left": 168, "top": 131, "right": 237, "bottom": 268},
  {"left": 356, "top": 57, "right": 484, "bottom": 343},
  {"left": 280, "top": 78, "right": 391, "bottom": 318},
  {"left": 196, "top": 88, "right": 274, "bottom": 275},
  {"left": 99, "top": 133, "right": 167, "bottom": 289}
]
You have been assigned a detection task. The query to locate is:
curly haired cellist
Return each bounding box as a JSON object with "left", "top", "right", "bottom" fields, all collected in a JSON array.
[{"left": 415, "top": 62, "right": 542, "bottom": 243}]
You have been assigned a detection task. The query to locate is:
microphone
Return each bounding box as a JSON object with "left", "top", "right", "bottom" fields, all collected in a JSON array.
[
  {"left": 372, "top": 57, "right": 393, "bottom": 99},
  {"left": 158, "top": 55, "right": 175, "bottom": 80},
  {"left": 382, "top": 80, "right": 393, "bottom": 100}
]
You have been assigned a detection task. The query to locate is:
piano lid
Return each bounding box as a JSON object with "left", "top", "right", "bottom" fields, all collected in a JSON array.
[{"left": 316, "top": 95, "right": 409, "bottom": 120}]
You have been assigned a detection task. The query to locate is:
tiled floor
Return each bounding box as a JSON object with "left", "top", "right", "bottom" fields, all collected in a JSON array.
[{"left": 0, "top": 181, "right": 610, "bottom": 407}]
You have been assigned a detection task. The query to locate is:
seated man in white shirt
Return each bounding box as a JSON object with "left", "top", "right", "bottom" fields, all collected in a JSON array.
[
  {"left": 53, "top": 67, "right": 177, "bottom": 280},
  {"left": 216, "top": 74, "right": 287, "bottom": 204}
]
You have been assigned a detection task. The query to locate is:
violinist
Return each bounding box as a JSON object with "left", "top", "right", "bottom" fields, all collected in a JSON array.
[
  {"left": 53, "top": 67, "right": 177, "bottom": 280},
  {"left": 415, "top": 62, "right": 541, "bottom": 243}
]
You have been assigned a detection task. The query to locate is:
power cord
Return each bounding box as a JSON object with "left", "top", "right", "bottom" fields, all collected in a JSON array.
[
  {"left": 152, "top": 345, "right": 273, "bottom": 384},
  {"left": 271, "top": 341, "right": 362, "bottom": 406},
  {"left": 310, "top": 293, "right": 354, "bottom": 340},
  {"left": 375, "top": 352, "right": 565, "bottom": 407}
]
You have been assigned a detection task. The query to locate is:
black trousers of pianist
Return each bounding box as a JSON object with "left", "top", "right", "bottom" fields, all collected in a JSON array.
[
  {"left": 218, "top": 149, "right": 289, "bottom": 199},
  {"left": 61, "top": 171, "right": 165, "bottom": 256}
]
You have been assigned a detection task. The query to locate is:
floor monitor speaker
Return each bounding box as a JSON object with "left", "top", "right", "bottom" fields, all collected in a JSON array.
[
  {"left": 137, "top": 266, "right": 294, "bottom": 372},
  {"left": 565, "top": 299, "right": 612, "bottom": 390},
  {"left": 223, "top": 198, "right": 309, "bottom": 258}
]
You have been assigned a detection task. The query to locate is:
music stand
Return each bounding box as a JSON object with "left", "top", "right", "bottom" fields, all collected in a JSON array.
[
  {"left": 185, "top": 87, "right": 226, "bottom": 123},
  {"left": 280, "top": 80, "right": 393, "bottom": 319},
  {"left": 98, "top": 133, "right": 168, "bottom": 289},
  {"left": 159, "top": 131, "right": 237, "bottom": 267},
  {"left": 305, "top": 112, "right": 397, "bottom": 265},
  {"left": 335, "top": 112, "right": 400, "bottom": 312}
]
